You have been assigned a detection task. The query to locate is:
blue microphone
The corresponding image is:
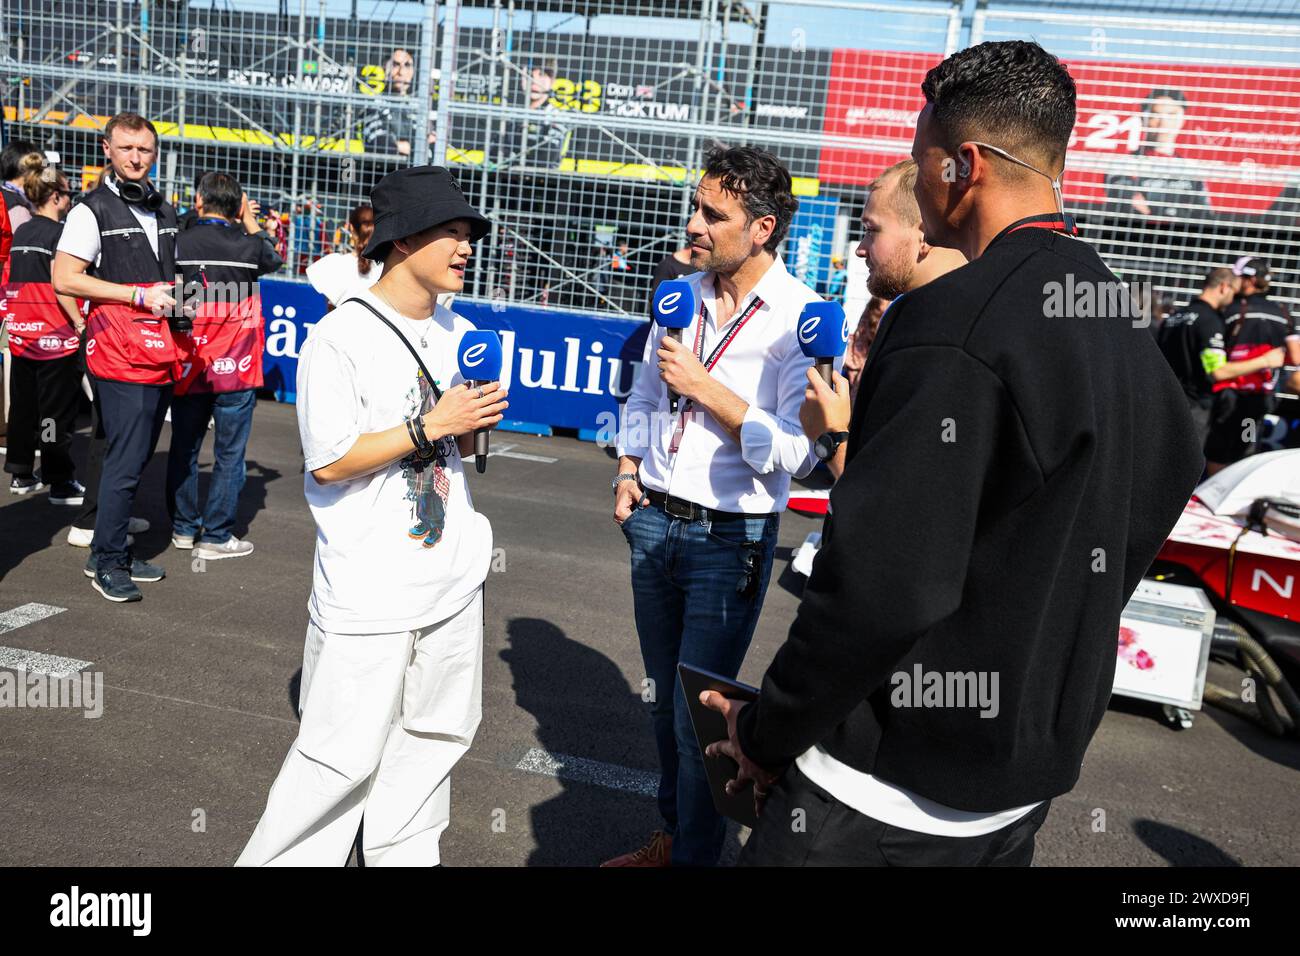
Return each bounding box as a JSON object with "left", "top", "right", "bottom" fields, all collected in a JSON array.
[
  {"left": 797, "top": 300, "right": 848, "bottom": 386},
  {"left": 458, "top": 329, "right": 504, "bottom": 474},
  {"left": 652, "top": 279, "right": 697, "bottom": 413}
]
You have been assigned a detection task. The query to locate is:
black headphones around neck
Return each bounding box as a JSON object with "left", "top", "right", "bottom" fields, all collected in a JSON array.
[{"left": 115, "top": 174, "right": 163, "bottom": 212}]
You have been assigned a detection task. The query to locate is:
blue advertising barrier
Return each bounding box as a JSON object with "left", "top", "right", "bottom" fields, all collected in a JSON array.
[
  {"left": 259, "top": 278, "right": 651, "bottom": 440},
  {"left": 787, "top": 194, "right": 839, "bottom": 295}
]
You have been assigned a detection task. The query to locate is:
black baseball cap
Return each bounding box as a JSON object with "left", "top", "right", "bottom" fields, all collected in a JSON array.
[{"left": 362, "top": 165, "right": 491, "bottom": 263}]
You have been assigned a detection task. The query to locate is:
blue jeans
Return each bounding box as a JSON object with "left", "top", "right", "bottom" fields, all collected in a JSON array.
[
  {"left": 620, "top": 500, "right": 779, "bottom": 866},
  {"left": 166, "top": 389, "right": 256, "bottom": 544}
]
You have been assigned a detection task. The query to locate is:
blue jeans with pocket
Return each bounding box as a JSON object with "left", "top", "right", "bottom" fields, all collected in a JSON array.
[
  {"left": 620, "top": 499, "right": 779, "bottom": 866},
  {"left": 166, "top": 388, "right": 256, "bottom": 544}
]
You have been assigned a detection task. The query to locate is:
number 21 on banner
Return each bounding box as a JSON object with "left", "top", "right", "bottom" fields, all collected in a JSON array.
[{"left": 1070, "top": 113, "right": 1143, "bottom": 153}]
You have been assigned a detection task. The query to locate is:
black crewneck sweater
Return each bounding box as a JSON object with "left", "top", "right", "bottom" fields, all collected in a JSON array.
[{"left": 736, "top": 225, "right": 1204, "bottom": 811}]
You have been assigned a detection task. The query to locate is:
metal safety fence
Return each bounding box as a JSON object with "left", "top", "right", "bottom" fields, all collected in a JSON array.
[{"left": 2, "top": 0, "right": 1298, "bottom": 319}]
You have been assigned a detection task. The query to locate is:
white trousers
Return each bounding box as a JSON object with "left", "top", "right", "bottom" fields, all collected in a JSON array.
[{"left": 237, "top": 588, "right": 484, "bottom": 867}]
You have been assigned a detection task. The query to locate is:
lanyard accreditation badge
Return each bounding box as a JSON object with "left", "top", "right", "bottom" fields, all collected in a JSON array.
[{"left": 669, "top": 294, "right": 765, "bottom": 454}]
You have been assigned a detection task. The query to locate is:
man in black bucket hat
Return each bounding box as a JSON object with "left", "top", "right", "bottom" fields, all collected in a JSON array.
[{"left": 238, "top": 166, "right": 509, "bottom": 866}]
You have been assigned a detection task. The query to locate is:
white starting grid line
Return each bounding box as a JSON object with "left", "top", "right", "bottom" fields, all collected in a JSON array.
[
  {"left": 0, "top": 603, "right": 92, "bottom": 677},
  {"left": 515, "top": 747, "right": 658, "bottom": 798},
  {"left": 487, "top": 443, "right": 559, "bottom": 464},
  {"left": 2, "top": 602, "right": 655, "bottom": 801}
]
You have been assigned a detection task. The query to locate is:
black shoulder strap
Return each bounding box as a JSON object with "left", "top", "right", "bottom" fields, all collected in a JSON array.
[{"left": 341, "top": 296, "right": 443, "bottom": 401}]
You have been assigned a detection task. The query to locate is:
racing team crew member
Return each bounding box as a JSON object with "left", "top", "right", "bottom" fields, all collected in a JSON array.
[
  {"left": 1154, "top": 266, "right": 1239, "bottom": 437},
  {"left": 1204, "top": 256, "right": 1300, "bottom": 475},
  {"left": 3, "top": 164, "right": 84, "bottom": 502},
  {"left": 52, "top": 112, "right": 182, "bottom": 603},
  {"left": 166, "top": 171, "right": 283, "bottom": 561}
]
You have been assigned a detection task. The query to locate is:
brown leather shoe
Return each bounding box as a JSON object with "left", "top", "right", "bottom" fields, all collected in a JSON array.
[{"left": 600, "top": 830, "right": 672, "bottom": 867}]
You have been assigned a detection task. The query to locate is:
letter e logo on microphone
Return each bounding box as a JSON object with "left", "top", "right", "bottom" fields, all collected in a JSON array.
[
  {"left": 457, "top": 330, "right": 503, "bottom": 383},
  {"left": 656, "top": 291, "right": 681, "bottom": 317},
  {"left": 798, "top": 316, "right": 820, "bottom": 345}
]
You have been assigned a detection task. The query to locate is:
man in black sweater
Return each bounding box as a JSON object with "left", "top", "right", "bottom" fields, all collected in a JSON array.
[{"left": 703, "top": 40, "right": 1204, "bottom": 866}]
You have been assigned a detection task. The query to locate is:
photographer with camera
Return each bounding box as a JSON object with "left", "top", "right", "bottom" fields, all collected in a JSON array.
[
  {"left": 165, "top": 171, "right": 282, "bottom": 561},
  {"left": 52, "top": 113, "right": 181, "bottom": 603}
]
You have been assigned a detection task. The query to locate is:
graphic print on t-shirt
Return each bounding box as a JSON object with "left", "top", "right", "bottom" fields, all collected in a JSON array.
[{"left": 401, "top": 369, "right": 455, "bottom": 548}]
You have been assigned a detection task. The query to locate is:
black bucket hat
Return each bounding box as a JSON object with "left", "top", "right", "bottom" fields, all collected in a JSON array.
[{"left": 362, "top": 165, "right": 491, "bottom": 263}]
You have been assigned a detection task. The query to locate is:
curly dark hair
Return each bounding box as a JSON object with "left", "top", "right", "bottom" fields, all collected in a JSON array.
[
  {"left": 921, "top": 41, "right": 1076, "bottom": 166},
  {"left": 702, "top": 145, "right": 799, "bottom": 254}
]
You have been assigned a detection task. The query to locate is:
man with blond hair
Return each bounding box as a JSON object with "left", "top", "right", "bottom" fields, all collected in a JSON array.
[
  {"left": 53, "top": 113, "right": 178, "bottom": 602},
  {"left": 799, "top": 159, "right": 967, "bottom": 478}
]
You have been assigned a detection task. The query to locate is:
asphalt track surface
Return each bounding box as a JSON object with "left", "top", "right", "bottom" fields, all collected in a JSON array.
[{"left": 1, "top": 399, "right": 1297, "bottom": 867}]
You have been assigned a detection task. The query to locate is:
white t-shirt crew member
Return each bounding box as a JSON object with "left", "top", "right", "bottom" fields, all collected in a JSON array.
[
  {"left": 237, "top": 165, "right": 503, "bottom": 867},
  {"left": 299, "top": 289, "right": 492, "bottom": 632}
]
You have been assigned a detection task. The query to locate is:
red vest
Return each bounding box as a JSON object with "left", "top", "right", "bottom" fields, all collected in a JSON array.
[
  {"left": 2, "top": 217, "right": 80, "bottom": 360},
  {"left": 85, "top": 285, "right": 182, "bottom": 385},
  {"left": 79, "top": 181, "right": 180, "bottom": 385},
  {"left": 2, "top": 282, "right": 80, "bottom": 360},
  {"left": 1212, "top": 341, "right": 1275, "bottom": 394},
  {"left": 174, "top": 295, "right": 265, "bottom": 395}
]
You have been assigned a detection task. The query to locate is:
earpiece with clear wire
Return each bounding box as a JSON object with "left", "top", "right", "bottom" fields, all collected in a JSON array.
[{"left": 968, "top": 141, "right": 1067, "bottom": 220}]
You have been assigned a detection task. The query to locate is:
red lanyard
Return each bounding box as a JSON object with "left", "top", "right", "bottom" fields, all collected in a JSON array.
[
  {"left": 994, "top": 213, "right": 1078, "bottom": 244},
  {"left": 670, "top": 294, "right": 765, "bottom": 449},
  {"left": 692, "top": 294, "right": 766, "bottom": 371}
]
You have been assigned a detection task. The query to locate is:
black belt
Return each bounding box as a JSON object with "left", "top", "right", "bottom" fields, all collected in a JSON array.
[{"left": 643, "top": 488, "right": 772, "bottom": 523}]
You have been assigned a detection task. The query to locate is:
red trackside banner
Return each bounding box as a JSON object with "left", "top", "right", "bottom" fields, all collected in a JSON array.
[{"left": 817, "top": 49, "right": 1300, "bottom": 215}]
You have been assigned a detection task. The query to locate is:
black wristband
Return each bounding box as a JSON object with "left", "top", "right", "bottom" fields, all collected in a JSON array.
[
  {"left": 405, "top": 417, "right": 422, "bottom": 452},
  {"left": 410, "top": 415, "right": 435, "bottom": 458}
]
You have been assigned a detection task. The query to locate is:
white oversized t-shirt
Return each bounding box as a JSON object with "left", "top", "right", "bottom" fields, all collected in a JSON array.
[{"left": 296, "top": 288, "right": 492, "bottom": 633}]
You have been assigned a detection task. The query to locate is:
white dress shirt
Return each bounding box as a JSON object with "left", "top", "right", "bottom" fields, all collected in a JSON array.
[{"left": 616, "top": 254, "right": 825, "bottom": 513}]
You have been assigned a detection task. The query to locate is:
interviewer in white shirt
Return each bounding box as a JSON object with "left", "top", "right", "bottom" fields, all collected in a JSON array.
[{"left": 602, "top": 146, "right": 823, "bottom": 868}]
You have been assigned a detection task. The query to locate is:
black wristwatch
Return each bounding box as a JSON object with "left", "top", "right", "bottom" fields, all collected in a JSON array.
[{"left": 814, "top": 430, "right": 849, "bottom": 462}]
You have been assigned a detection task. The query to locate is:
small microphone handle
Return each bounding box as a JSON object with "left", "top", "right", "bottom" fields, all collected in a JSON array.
[
  {"left": 666, "top": 328, "right": 683, "bottom": 413},
  {"left": 473, "top": 379, "right": 491, "bottom": 473},
  {"left": 815, "top": 357, "right": 834, "bottom": 386}
]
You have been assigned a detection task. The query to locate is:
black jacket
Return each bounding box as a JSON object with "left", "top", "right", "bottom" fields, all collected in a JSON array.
[
  {"left": 174, "top": 218, "right": 283, "bottom": 296},
  {"left": 737, "top": 224, "right": 1204, "bottom": 811}
]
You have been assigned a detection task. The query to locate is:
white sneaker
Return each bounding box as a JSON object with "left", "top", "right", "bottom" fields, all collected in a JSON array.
[
  {"left": 192, "top": 536, "right": 254, "bottom": 561},
  {"left": 172, "top": 533, "right": 195, "bottom": 550},
  {"left": 67, "top": 526, "right": 133, "bottom": 548}
]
